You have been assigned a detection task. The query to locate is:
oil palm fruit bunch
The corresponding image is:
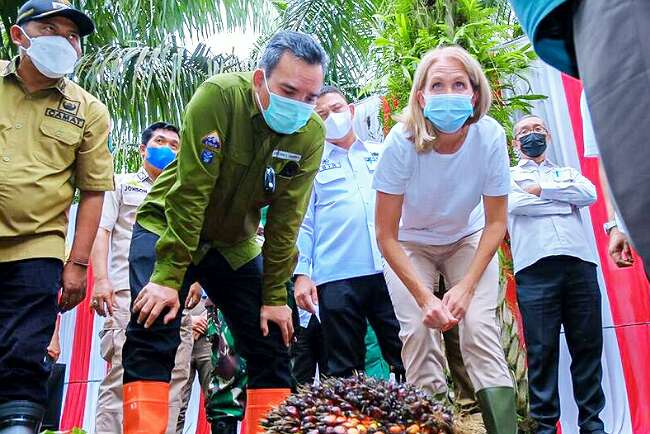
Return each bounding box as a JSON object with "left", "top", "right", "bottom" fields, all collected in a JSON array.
[{"left": 261, "top": 374, "right": 455, "bottom": 434}]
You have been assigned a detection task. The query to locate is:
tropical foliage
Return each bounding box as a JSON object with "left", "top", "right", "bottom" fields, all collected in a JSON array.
[
  {"left": 1, "top": 0, "right": 265, "bottom": 168},
  {"left": 372, "top": 0, "right": 541, "bottom": 143}
]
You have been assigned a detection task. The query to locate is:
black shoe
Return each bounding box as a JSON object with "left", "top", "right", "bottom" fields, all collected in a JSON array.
[
  {"left": 0, "top": 401, "right": 45, "bottom": 434},
  {"left": 211, "top": 418, "right": 238, "bottom": 434}
]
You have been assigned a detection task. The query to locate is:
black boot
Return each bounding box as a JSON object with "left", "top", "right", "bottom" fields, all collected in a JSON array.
[
  {"left": 0, "top": 401, "right": 45, "bottom": 434},
  {"left": 211, "top": 417, "right": 238, "bottom": 434}
]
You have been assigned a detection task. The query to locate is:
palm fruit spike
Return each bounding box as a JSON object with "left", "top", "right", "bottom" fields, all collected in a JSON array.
[{"left": 260, "top": 374, "right": 455, "bottom": 434}]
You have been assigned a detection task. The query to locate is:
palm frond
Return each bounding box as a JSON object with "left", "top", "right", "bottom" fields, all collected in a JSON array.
[
  {"left": 75, "top": 39, "right": 247, "bottom": 167},
  {"left": 77, "top": 0, "right": 275, "bottom": 46},
  {"left": 1, "top": 0, "right": 277, "bottom": 59},
  {"left": 258, "top": 0, "right": 380, "bottom": 99},
  {"left": 1, "top": 0, "right": 23, "bottom": 59}
]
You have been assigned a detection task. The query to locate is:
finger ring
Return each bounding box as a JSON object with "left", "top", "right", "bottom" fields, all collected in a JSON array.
[{"left": 91, "top": 299, "right": 99, "bottom": 306}]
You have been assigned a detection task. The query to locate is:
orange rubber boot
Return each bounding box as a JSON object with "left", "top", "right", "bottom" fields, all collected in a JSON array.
[
  {"left": 243, "top": 388, "right": 291, "bottom": 434},
  {"left": 123, "top": 381, "right": 169, "bottom": 434}
]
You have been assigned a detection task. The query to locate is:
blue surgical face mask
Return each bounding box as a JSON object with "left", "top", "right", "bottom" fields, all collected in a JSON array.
[
  {"left": 146, "top": 145, "right": 176, "bottom": 170},
  {"left": 256, "top": 71, "right": 316, "bottom": 135},
  {"left": 423, "top": 93, "right": 474, "bottom": 134}
]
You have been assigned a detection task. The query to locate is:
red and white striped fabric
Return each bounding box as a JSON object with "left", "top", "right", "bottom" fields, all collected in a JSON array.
[
  {"left": 518, "top": 60, "right": 650, "bottom": 433},
  {"left": 58, "top": 212, "right": 211, "bottom": 434}
]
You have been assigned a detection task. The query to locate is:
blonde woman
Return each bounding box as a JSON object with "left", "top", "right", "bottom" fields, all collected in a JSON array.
[{"left": 373, "top": 46, "right": 516, "bottom": 433}]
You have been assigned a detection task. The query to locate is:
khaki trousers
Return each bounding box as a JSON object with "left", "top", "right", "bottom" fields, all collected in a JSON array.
[
  {"left": 177, "top": 334, "right": 213, "bottom": 432},
  {"left": 95, "top": 290, "right": 193, "bottom": 434},
  {"left": 384, "top": 230, "right": 512, "bottom": 396}
]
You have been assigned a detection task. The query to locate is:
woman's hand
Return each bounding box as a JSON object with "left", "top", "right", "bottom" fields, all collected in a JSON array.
[
  {"left": 442, "top": 280, "right": 475, "bottom": 320},
  {"left": 421, "top": 292, "right": 458, "bottom": 331}
]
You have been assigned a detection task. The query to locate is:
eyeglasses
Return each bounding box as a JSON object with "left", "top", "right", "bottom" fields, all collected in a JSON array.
[{"left": 516, "top": 125, "right": 547, "bottom": 138}]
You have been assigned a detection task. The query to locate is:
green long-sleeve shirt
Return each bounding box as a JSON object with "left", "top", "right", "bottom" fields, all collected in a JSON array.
[{"left": 136, "top": 72, "right": 325, "bottom": 305}]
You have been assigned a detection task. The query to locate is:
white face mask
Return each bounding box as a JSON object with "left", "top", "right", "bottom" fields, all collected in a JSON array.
[
  {"left": 19, "top": 28, "right": 79, "bottom": 79},
  {"left": 324, "top": 110, "right": 353, "bottom": 141}
]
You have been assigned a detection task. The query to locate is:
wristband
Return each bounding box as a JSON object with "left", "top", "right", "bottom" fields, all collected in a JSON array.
[{"left": 67, "top": 258, "right": 89, "bottom": 267}]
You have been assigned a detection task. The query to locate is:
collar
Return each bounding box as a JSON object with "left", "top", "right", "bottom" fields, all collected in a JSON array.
[
  {"left": 323, "top": 137, "right": 364, "bottom": 159},
  {"left": 517, "top": 158, "right": 556, "bottom": 169},
  {"left": 2, "top": 56, "right": 69, "bottom": 96},
  {"left": 137, "top": 166, "right": 154, "bottom": 184},
  {"left": 248, "top": 72, "right": 261, "bottom": 119}
]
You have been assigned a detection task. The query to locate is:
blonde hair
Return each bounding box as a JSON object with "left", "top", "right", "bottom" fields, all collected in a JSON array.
[{"left": 397, "top": 46, "right": 492, "bottom": 153}]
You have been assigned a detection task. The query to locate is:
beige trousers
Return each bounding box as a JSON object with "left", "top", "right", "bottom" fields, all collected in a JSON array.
[
  {"left": 95, "top": 289, "right": 193, "bottom": 434},
  {"left": 384, "top": 230, "right": 512, "bottom": 396}
]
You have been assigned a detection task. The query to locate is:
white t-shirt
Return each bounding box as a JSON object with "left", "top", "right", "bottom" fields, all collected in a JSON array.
[{"left": 372, "top": 116, "right": 511, "bottom": 245}]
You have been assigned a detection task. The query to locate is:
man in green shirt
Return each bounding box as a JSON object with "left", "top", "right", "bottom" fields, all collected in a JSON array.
[{"left": 120, "top": 31, "right": 328, "bottom": 434}]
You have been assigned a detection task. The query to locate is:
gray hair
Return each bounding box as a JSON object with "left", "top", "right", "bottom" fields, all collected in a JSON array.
[
  {"left": 259, "top": 31, "right": 329, "bottom": 77},
  {"left": 513, "top": 114, "right": 546, "bottom": 137}
]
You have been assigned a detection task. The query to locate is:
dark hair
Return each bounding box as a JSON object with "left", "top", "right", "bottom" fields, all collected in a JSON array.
[
  {"left": 319, "top": 85, "right": 347, "bottom": 101},
  {"left": 141, "top": 122, "right": 179, "bottom": 145},
  {"left": 259, "top": 30, "right": 329, "bottom": 77}
]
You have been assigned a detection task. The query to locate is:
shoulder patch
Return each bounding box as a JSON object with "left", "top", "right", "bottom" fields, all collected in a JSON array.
[
  {"left": 201, "top": 132, "right": 221, "bottom": 151},
  {"left": 200, "top": 149, "right": 215, "bottom": 164},
  {"left": 59, "top": 98, "right": 80, "bottom": 115}
]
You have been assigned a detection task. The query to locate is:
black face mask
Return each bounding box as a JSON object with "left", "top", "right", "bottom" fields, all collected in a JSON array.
[{"left": 519, "top": 132, "right": 547, "bottom": 158}]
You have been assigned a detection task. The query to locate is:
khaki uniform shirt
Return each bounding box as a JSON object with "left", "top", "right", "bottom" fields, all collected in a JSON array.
[
  {"left": 137, "top": 72, "right": 325, "bottom": 305},
  {"left": 0, "top": 58, "right": 114, "bottom": 263},
  {"left": 99, "top": 167, "right": 152, "bottom": 291}
]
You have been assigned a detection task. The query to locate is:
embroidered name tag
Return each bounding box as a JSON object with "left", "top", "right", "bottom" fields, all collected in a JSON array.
[
  {"left": 123, "top": 184, "right": 147, "bottom": 194},
  {"left": 45, "top": 108, "right": 85, "bottom": 128},
  {"left": 272, "top": 150, "right": 301, "bottom": 162},
  {"left": 319, "top": 159, "right": 342, "bottom": 172}
]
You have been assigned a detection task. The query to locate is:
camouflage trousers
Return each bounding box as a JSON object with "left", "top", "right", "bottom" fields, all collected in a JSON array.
[{"left": 205, "top": 305, "right": 248, "bottom": 423}]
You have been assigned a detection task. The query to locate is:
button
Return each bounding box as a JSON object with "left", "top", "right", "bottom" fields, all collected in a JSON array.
[
  {"left": 15, "top": 123, "right": 22, "bottom": 129},
  {"left": 2, "top": 156, "right": 10, "bottom": 162}
]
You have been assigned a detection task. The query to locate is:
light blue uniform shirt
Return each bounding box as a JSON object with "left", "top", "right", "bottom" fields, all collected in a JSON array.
[{"left": 295, "top": 139, "right": 384, "bottom": 286}]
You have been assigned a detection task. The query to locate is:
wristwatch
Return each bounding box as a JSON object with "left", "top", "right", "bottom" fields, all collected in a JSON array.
[{"left": 603, "top": 220, "right": 617, "bottom": 235}]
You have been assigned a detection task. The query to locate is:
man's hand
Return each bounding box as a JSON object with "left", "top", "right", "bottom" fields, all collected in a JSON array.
[
  {"left": 608, "top": 228, "right": 634, "bottom": 268},
  {"left": 47, "top": 325, "right": 61, "bottom": 362},
  {"left": 260, "top": 305, "right": 294, "bottom": 347},
  {"left": 294, "top": 275, "right": 318, "bottom": 314},
  {"left": 524, "top": 184, "right": 542, "bottom": 197},
  {"left": 185, "top": 282, "right": 202, "bottom": 309},
  {"left": 59, "top": 262, "right": 88, "bottom": 312},
  {"left": 91, "top": 277, "right": 115, "bottom": 317},
  {"left": 421, "top": 293, "right": 458, "bottom": 331},
  {"left": 442, "top": 280, "right": 475, "bottom": 321},
  {"left": 191, "top": 313, "right": 208, "bottom": 340},
  {"left": 132, "top": 282, "right": 180, "bottom": 328}
]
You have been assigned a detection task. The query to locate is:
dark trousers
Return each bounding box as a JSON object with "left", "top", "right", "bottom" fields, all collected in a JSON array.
[
  {"left": 0, "top": 258, "right": 62, "bottom": 406},
  {"left": 291, "top": 315, "right": 326, "bottom": 385},
  {"left": 516, "top": 255, "right": 605, "bottom": 434},
  {"left": 317, "top": 273, "right": 404, "bottom": 377},
  {"left": 572, "top": 0, "right": 650, "bottom": 273},
  {"left": 122, "top": 224, "right": 291, "bottom": 389}
]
